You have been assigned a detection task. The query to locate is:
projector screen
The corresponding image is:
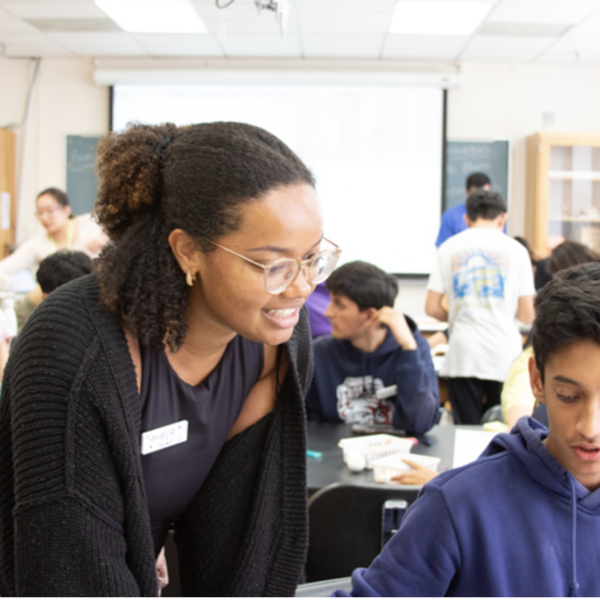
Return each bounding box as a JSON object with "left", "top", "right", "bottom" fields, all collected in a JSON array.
[{"left": 112, "top": 84, "right": 444, "bottom": 275}]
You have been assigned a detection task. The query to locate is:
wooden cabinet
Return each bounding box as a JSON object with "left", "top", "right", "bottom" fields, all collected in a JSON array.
[
  {"left": 526, "top": 131, "right": 600, "bottom": 259},
  {"left": 0, "top": 128, "right": 16, "bottom": 259}
]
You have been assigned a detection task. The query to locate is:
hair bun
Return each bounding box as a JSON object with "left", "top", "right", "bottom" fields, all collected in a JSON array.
[
  {"left": 155, "top": 135, "right": 174, "bottom": 158},
  {"left": 94, "top": 122, "right": 179, "bottom": 240}
]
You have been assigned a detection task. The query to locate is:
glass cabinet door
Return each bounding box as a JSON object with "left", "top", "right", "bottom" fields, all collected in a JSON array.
[{"left": 548, "top": 145, "right": 600, "bottom": 253}]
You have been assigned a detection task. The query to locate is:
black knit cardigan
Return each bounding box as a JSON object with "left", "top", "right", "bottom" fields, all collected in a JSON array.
[{"left": 0, "top": 274, "right": 312, "bottom": 597}]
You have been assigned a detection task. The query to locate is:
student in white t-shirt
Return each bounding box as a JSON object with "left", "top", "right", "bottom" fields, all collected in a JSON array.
[{"left": 425, "top": 190, "right": 535, "bottom": 424}]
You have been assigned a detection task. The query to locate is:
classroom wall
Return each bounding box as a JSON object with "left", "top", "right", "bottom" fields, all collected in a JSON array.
[
  {"left": 2, "top": 57, "right": 600, "bottom": 317},
  {"left": 447, "top": 62, "right": 600, "bottom": 239},
  {"left": 0, "top": 58, "right": 108, "bottom": 244}
]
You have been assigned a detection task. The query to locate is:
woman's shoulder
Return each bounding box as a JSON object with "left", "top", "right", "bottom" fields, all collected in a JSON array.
[
  {"left": 8, "top": 275, "right": 127, "bottom": 391},
  {"left": 19, "top": 274, "right": 112, "bottom": 344}
]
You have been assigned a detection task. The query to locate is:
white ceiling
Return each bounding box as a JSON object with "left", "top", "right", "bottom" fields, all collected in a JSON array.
[{"left": 0, "top": 0, "right": 599, "bottom": 63}]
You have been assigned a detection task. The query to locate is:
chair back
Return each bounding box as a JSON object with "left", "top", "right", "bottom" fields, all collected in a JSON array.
[{"left": 305, "top": 482, "right": 420, "bottom": 582}]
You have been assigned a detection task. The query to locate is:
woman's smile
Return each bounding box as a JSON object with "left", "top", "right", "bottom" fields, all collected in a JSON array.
[{"left": 261, "top": 306, "right": 302, "bottom": 329}]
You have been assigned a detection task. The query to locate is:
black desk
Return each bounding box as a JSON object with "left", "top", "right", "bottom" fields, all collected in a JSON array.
[{"left": 306, "top": 422, "right": 482, "bottom": 495}]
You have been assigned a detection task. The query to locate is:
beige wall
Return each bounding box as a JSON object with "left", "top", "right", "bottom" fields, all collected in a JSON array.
[
  {"left": 0, "top": 58, "right": 109, "bottom": 244},
  {"left": 447, "top": 62, "right": 600, "bottom": 238},
  {"left": 2, "top": 56, "right": 600, "bottom": 283}
]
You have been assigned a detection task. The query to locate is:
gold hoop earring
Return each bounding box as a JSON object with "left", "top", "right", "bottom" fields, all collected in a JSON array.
[{"left": 186, "top": 270, "right": 196, "bottom": 287}]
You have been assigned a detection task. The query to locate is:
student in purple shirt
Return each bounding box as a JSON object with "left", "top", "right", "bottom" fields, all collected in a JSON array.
[
  {"left": 435, "top": 172, "right": 491, "bottom": 247},
  {"left": 305, "top": 281, "right": 333, "bottom": 338}
]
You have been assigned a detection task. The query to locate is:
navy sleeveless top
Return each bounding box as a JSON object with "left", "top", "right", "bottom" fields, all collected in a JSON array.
[{"left": 140, "top": 336, "right": 264, "bottom": 555}]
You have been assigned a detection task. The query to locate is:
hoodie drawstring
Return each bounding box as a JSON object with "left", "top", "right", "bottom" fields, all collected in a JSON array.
[{"left": 568, "top": 477, "right": 580, "bottom": 597}]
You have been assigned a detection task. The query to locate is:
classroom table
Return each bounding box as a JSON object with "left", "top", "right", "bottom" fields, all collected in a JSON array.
[{"left": 306, "top": 422, "right": 484, "bottom": 495}]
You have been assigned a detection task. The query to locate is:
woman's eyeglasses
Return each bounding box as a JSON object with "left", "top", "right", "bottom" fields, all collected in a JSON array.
[
  {"left": 210, "top": 237, "right": 342, "bottom": 294},
  {"left": 35, "top": 207, "right": 64, "bottom": 219}
]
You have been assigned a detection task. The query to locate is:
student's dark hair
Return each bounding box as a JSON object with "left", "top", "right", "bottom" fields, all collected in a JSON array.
[
  {"left": 93, "top": 121, "right": 315, "bottom": 351},
  {"left": 547, "top": 240, "right": 600, "bottom": 276},
  {"left": 465, "top": 189, "right": 506, "bottom": 221},
  {"left": 325, "top": 260, "right": 398, "bottom": 312},
  {"left": 36, "top": 250, "right": 92, "bottom": 294},
  {"left": 465, "top": 172, "right": 490, "bottom": 191},
  {"left": 37, "top": 188, "right": 70, "bottom": 209},
  {"left": 532, "top": 262, "right": 600, "bottom": 381}
]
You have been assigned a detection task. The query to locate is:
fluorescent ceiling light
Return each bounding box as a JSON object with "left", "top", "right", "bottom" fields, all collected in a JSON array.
[
  {"left": 389, "top": 1, "right": 493, "bottom": 36},
  {"left": 95, "top": 1, "right": 207, "bottom": 33}
]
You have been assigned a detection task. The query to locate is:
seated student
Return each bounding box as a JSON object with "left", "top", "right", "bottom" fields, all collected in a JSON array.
[
  {"left": 305, "top": 261, "right": 439, "bottom": 434},
  {"left": 336, "top": 262, "right": 600, "bottom": 597},
  {"left": 14, "top": 250, "right": 92, "bottom": 330},
  {"left": 501, "top": 240, "right": 600, "bottom": 429},
  {"left": 35, "top": 249, "right": 92, "bottom": 298}
]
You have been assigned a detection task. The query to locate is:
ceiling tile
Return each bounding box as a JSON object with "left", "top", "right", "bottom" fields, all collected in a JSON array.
[
  {"left": 202, "top": 17, "right": 295, "bottom": 35},
  {"left": 132, "top": 33, "right": 223, "bottom": 56},
  {"left": 219, "top": 33, "right": 301, "bottom": 57},
  {"left": 533, "top": 7, "right": 600, "bottom": 63},
  {"left": 194, "top": 0, "right": 302, "bottom": 36},
  {"left": 193, "top": 0, "right": 279, "bottom": 22},
  {"left": 0, "top": 2, "right": 106, "bottom": 19},
  {"left": 297, "top": 0, "right": 393, "bottom": 35},
  {"left": 5, "top": 39, "right": 73, "bottom": 56},
  {"left": 0, "top": 31, "right": 52, "bottom": 43},
  {"left": 200, "top": 10, "right": 300, "bottom": 35},
  {"left": 564, "top": 7, "right": 600, "bottom": 38},
  {"left": 302, "top": 33, "right": 383, "bottom": 58},
  {"left": 460, "top": 34, "right": 557, "bottom": 62},
  {"left": 487, "top": 0, "right": 600, "bottom": 25},
  {"left": 47, "top": 31, "right": 148, "bottom": 55},
  {"left": 0, "top": 0, "right": 89, "bottom": 3},
  {"left": 478, "top": 22, "right": 570, "bottom": 36},
  {"left": 0, "top": 16, "right": 40, "bottom": 32},
  {"left": 26, "top": 17, "right": 121, "bottom": 31},
  {"left": 382, "top": 35, "right": 468, "bottom": 60},
  {"left": 538, "top": 31, "right": 600, "bottom": 63}
]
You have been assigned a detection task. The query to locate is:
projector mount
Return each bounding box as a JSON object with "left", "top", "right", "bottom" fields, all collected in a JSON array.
[{"left": 215, "top": 0, "right": 289, "bottom": 37}]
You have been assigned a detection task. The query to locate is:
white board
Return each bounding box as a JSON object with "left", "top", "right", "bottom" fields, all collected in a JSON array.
[{"left": 113, "top": 83, "right": 444, "bottom": 274}]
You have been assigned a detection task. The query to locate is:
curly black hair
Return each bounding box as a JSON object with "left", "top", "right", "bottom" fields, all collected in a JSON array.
[
  {"left": 37, "top": 250, "right": 92, "bottom": 294},
  {"left": 533, "top": 262, "right": 600, "bottom": 381},
  {"left": 93, "top": 121, "right": 315, "bottom": 351}
]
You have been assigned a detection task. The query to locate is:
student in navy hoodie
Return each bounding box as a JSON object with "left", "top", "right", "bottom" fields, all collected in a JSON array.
[
  {"left": 335, "top": 261, "right": 600, "bottom": 597},
  {"left": 305, "top": 260, "right": 439, "bottom": 434}
]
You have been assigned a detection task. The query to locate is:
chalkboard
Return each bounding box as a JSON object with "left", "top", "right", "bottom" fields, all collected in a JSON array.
[
  {"left": 444, "top": 140, "right": 509, "bottom": 211},
  {"left": 66, "top": 135, "right": 101, "bottom": 216}
]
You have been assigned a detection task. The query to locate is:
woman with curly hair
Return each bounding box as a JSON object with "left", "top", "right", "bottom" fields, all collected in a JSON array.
[{"left": 0, "top": 122, "right": 341, "bottom": 596}]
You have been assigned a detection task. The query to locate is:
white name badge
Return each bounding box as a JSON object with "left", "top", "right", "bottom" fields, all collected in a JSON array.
[{"left": 141, "top": 420, "right": 188, "bottom": 455}]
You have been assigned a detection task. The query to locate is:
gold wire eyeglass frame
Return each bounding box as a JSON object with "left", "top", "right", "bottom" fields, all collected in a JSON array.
[{"left": 209, "top": 237, "right": 342, "bottom": 294}]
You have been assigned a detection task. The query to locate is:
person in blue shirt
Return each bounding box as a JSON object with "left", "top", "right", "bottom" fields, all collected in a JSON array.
[
  {"left": 335, "top": 261, "right": 600, "bottom": 597},
  {"left": 435, "top": 172, "right": 491, "bottom": 247},
  {"left": 305, "top": 260, "right": 439, "bottom": 435}
]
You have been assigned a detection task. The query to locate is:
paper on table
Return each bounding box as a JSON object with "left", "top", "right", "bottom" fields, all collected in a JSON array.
[{"left": 453, "top": 429, "right": 498, "bottom": 469}]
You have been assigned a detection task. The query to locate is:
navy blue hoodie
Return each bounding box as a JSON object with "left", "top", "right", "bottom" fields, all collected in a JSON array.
[
  {"left": 335, "top": 418, "right": 600, "bottom": 597},
  {"left": 305, "top": 316, "right": 439, "bottom": 434}
]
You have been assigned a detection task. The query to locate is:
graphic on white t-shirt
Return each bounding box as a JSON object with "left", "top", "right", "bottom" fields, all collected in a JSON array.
[
  {"left": 336, "top": 376, "right": 393, "bottom": 425},
  {"left": 451, "top": 250, "right": 509, "bottom": 310}
]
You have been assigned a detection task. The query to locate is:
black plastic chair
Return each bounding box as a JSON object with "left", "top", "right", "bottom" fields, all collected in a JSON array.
[
  {"left": 305, "top": 482, "right": 421, "bottom": 583},
  {"left": 480, "top": 404, "right": 504, "bottom": 425}
]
